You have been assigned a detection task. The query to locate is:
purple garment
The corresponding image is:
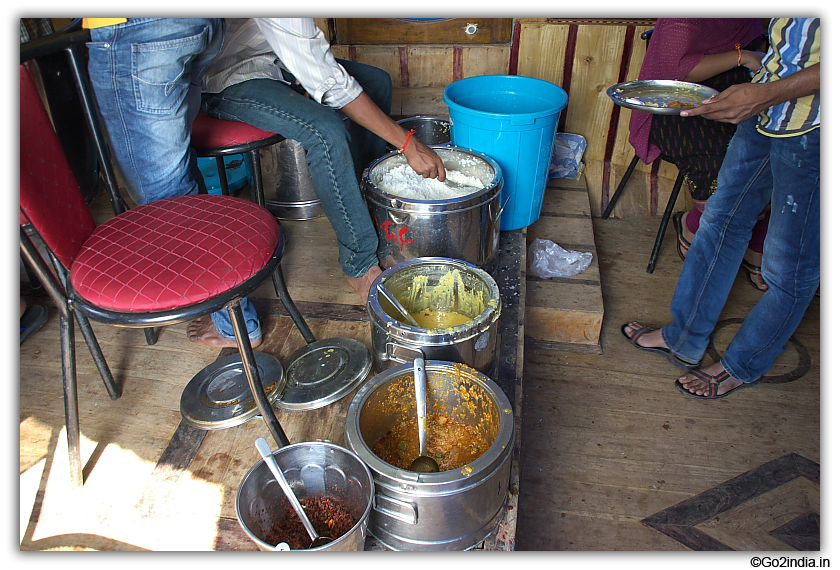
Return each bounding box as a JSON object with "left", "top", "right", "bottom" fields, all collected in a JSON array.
[{"left": 628, "top": 19, "right": 764, "bottom": 163}]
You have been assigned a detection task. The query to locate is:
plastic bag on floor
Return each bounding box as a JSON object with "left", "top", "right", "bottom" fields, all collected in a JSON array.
[
  {"left": 529, "top": 238, "right": 593, "bottom": 278},
  {"left": 548, "top": 133, "right": 586, "bottom": 180}
]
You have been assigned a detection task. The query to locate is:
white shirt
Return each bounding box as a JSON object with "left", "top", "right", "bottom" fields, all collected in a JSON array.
[{"left": 202, "top": 18, "right": 363, "bottom": 109}]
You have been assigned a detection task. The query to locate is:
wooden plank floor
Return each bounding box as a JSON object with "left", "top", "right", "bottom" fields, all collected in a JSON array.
[
  {"left": 525, "top": 178, "right": 604, "bottom": 351},
  {"left": 18, "top": 185, "right": 525, "bottom": 551},
  {"left": 19, "top": 185, "right": 820, "bottom": 552},
  {"left": 515, "top": 214, "right": 820, "bottom": 551}
]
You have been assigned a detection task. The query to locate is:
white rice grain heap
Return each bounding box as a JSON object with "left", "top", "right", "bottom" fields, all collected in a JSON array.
[{"left": 377, "top": 165, "right": 484, "bottom": 200}]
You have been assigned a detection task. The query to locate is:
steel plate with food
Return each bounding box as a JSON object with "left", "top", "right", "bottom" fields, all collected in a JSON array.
[{"left": 607, "top": 80, "right": 720, "bottom": 115}]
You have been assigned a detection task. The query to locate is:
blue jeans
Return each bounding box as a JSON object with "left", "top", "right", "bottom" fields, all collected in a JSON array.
[
  {"left": 87, "top": 18, "right": 260, "bottom": 340},
  {"left": 201, "top": 60, "right": 393, "bottom": 278},
  {"left": 661, "top": 118, "right": 820, "bottom": 382}
]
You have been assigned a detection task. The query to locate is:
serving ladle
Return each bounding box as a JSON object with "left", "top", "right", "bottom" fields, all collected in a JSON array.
[
  {"left": 376, "top": 282, "right": 420, "bottom": 327},
  {"left": 409, "top": 357, "right": 440, "bottom": 473},
  {"left": 255, "top": 437, "right": 333, "bottom": 549}
]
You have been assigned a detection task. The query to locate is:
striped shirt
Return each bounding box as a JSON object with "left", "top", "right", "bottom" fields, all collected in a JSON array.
[
  {"left": 202, "top": 18, "right": 363, "bottom": 109},
  {"left": 754, "top": 18, "right": 820, "bottom": 136}
]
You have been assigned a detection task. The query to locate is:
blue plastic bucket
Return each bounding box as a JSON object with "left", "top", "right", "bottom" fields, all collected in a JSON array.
[{"left": 444, "top": 75, "right": 568, "bottom": 230}]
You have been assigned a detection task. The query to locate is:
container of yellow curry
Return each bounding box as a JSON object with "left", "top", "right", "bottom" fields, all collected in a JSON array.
[
  {"left": 343, "top": 360, "right": 514, "bottom": 550},
  {"left": 367, "top": 257, "right": 500, "bottom": 377}
]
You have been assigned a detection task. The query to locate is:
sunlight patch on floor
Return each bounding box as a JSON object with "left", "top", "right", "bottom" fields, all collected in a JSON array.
[{"left": 21, "top": 427, "right": 227, "bottom": 551}]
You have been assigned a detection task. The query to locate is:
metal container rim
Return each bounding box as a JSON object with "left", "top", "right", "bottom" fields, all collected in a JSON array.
[
  {"left": 343, "top": 360, "right": 514, "bottom": 487},
  {"left": 361, "top": 146, "right": 503, "bottom": 210},
  {"left": 366, "top": 257, "right": 501, "bottom": 342},
  {"left": 235, "top": 440, "right": 375, "bottom": 551}
]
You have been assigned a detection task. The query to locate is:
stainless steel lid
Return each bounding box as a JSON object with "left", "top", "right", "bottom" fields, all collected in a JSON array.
[
  {"left": 180, "top": 352, "right": 285, "bottom": 430},
  {"left": 275, "top": 337, "right": 372, "bottom": 411}
]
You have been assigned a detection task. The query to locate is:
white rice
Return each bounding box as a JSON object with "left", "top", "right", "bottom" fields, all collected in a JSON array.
[{"left": 377, "top": 165, "right": 485, "bottom": 201}]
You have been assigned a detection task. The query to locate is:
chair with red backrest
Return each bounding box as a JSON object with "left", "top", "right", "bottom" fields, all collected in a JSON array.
[{"left": 20, "top": 29, "right": 311, "bottom": 488}]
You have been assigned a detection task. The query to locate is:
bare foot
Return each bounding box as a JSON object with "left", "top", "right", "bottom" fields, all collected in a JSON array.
[
  {"left": 379, "top": 255, "right": 399, "bottom": 271},
  {"left": 677, "top": 361, "right": 744, "bottom": 398},
  {"left": 187, "top": 315, "right": 263, "bottom": 348},
  {"left": 347, "top": 265, "right": 382, "bottom": 304},
  {"left": 621, "top": 322, "right": 667, "bottom": 349}
]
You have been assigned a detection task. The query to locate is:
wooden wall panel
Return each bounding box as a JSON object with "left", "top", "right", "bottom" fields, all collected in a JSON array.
[
  {"left": 331, "top": 44, "right": 349, "bottom": 60},
  {"left": 604, "top": 24, "right": 691, "bottom": 218},
  {"left": 352, "top": 46, "right": 402, "bottom": 86},
  {"left": 566, "top": 25, "right": 626, "bottom": 162},
  {"left": 314, "top": 18, "right": 330, "bottom": 38},
  {"left": 516, "top": 22, "right": 569, "bottom": 86},
  {"left": 462, "top": 46, "right": 511, "bottom": 78},
  {"left": 611, "top": 29, "right": 651, "bottom": 170},
  {"left": 334, "top": 18, "right": 512, "bottom": 45},
  {"left": 327, "top": 17, "right": 678, "bottom": 217},
  {"left": 392, "top": 87, "right": 449, "bottom": 117},
  {"left": 564, "top": 25, "right": 627, "bottom": 215},
  {"left": 408, "top": 47, "right": 454, "bottom": 88}
]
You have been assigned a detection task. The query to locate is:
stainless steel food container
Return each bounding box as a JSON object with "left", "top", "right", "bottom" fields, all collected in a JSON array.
[
  {"left": 387, "top": 116, "right": 452, "bottom": 150},
  {"left": 344, "top": 361, "right": 514, "bottom": 550},
  {"left": 362, "top": 146, "right": 503, "bottom": 274},
  {"left": 367, "top": 257, "right": 500, "bottom": 377},
  {"left": 259, "top": 138, "right": 324, "bottom": 220},
  {"left": 236, "top": 441, "right": 374, "bottom": 551}
]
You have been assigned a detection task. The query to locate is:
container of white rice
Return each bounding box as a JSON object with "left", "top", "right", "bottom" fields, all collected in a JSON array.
[{"left": 361, "top": 146, "right": 503, "bottom": 274}]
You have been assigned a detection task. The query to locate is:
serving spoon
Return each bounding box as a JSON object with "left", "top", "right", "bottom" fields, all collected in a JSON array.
[
  {"left": 409, "top": 357, "right": 440, "bottom": 473},
  {"left": 376, "top": 282, "right": 420, "bottom": 327},
  {"left": 255, "top": 438, "right": 333, "bottom": 549}
]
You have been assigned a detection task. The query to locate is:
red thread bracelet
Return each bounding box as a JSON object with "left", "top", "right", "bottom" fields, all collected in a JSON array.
[
  {"left": 735, "top": 43, "right": 742, "bottom": 67},
  {"left": 398, "top": 129, "right": 416, "bottom": 153}
]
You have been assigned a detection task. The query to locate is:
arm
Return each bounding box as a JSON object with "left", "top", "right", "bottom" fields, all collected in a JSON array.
[
  {"left": 255, "top": 18, "right": 446, "bottom": 179},
  {"left": 341, "top": 93, "right": 446, "bottom": 180},
  {"left": 683, "top": 49, "right": 764, "bottom": 82},
  {"left": 680, "top": 63, "right": 820, "bottom": 124}
]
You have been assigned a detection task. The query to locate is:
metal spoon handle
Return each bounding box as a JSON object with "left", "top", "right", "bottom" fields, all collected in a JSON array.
[
  {"left": 377, "top": 282, "right": 420, "bottom": 327},
  {"left": 255, "top": 438, "right": 319, "bottom": 542},
  {"left": 413, "top": 357, "right": 429, "bottom": 456}
]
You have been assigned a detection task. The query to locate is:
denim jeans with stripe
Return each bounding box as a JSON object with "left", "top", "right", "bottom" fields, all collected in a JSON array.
[{"left": 662, "top": 118, "right": 820, "bottom": 382}]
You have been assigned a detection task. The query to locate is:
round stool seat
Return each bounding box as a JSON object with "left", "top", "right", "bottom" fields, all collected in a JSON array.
[
  {"left": 70, "top": 194, "right": 281, "bottom": 312},
  {"left": 191, "top": 110, "right": 283, "bottom": 151}
]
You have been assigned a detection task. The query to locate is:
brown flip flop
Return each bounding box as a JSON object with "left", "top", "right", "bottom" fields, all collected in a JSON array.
[{"left": 621, "top": 323, "right": 700, "bottom": 370}]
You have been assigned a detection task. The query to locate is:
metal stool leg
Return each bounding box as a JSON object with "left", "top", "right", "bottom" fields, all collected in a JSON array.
[
  {"left": 248, "top": 150, "right": 266, "bottom": 207},
  {"left": 271, "top": 265, "right": 317, "bottom": 345},
  {"left": 228, "top": 302, "right": 290, "bottom": 449},
  {"left": 73, "top": 310, "right": 122, "bottom": 400},
  {"left": 60, "top": 309, "right": 83, "bottom": 489},
  {"left": 143, "top": 327, "right": 158, "bottom": 345},
  {"left": 647, "top": 171, "right": 685, "bottom": 274},
  {"left": 602, "top": 155, "right": 640, "bottom": 219},
  {"left": 215, "top": 156, "right": 230, "bottom": 196}
]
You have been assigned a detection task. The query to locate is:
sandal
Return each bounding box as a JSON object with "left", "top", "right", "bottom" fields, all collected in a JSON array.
[
  {"left": 741, "top": 259, "right": 768, "bottom": 292},
  {"left": 672, "top": 211, "right": 692, "bottom": 261},
  {"left": 621, "top": 323, "right": 700, "bottom": 370},
  {"left": 675, "top": 368, "right": 753, "bottom": 400}
]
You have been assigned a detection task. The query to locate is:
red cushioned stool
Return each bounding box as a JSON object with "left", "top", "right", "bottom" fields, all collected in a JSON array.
[
  {"left": 20, "top": 31, "right": 304, "bottom": 489},
  {"left": 191, "top": 109, "right": 285, "bottom": 207}
]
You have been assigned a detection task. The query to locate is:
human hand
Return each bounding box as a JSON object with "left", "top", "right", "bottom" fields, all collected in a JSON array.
[
  {"left": 403, "top": 137, "right": 447, "bottom": 180},
  {"left": 679, "top": 82, "right": 770, "bottom": 124},
  {"left": 740, "top": 50, "right": 764, "bottom": 73}
]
